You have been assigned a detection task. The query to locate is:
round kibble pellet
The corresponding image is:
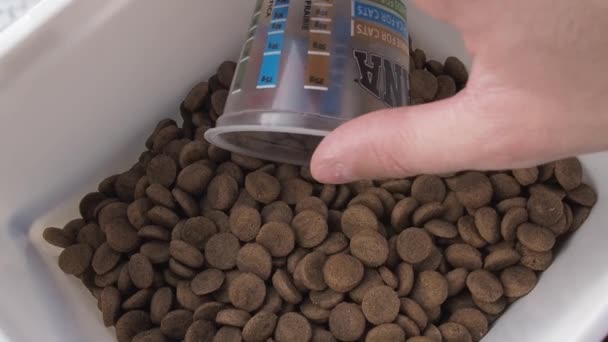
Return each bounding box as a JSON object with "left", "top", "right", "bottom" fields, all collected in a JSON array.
[
  {"left": 395, "top": 315, "right": 421, "bottom": 337},
  {"left": 194, "top": 301, "right": 224, "bottom": 321},
  {"left": 169, "top": 240, "right": 204, "bottom": 268},
  {"left": 92, "top": 243, "right": 121, "bottom": 275},
  {"left": 410, "top": 69, "right": 438, "bottom": 101},
  {"left": 396, "top": 262, "right": 415, "bottom": 297},
  {"left": 500, "top": 207, "right": 528, "bottom": 241},
  {"left": 527, "top": 192, "right": 564, "bottom": 226},
  {"left": 127, "top": 198, "right": 153, "bottom": 229},
  {"left": 500, "top": 266, "right": 537, "bottom": 298},
  {"left": 147, "top": 154, "right": 176, "bottom": 188},
  {"left": 205, "top": 233, "right": 240, "bottom": 270},
  {"left": 424, "top": 219, "right": 458, "bottom": 239},
  {"left": 80, "top": 192, "right": 108, "bottom": 221},
  {"left": 439, "top": 322, "right": 472, "bottom": 342},
  {"left": 293, "top": 251, "right": 327, "bottom": 291},
  {"left": 242, "top": 311, "right": 278, "bottom": 342},
  {"left": 43, "top": 227, "right": 73, "bottom": 248},
  {"left": 316, "top": 232, "right": 349, "bottom": 255},
  {"left": 184, "top": 320, "right": 216, "bottom": 342},
  {"left": 391, "top": 197, "right": 419, "bottom": 231},
  {"left": 191, "top": 268, "right": 225, "bottom": 295},
  {"left": 122, "top": 288, "right": 154, "bottom": 310},
  {"left": 207, "top": 174, "right": 239, "bottom": 210},
  {"left": 379, "top": 266, "right": 398, "bottom": 289},
  {"left": 115, "top": 310, "right": 151, "bottom": 342},
  {"left": 516, "top": 223, "right": 556, "bottom": 252},
  {"left": 323, "top": 254, "right": 364, "bottom": 293},
  {"left": 566, "top": 184, "right": 597, "bottom": 207},
  {"left": 472, "top": 296, "right": 506, "bottom": 315},
  {"left": 434, "top": 74, "right": 457, "bottom": 100},
  {"left": 412, "top": 175, "right": 446, "bottom": 204},
  {"left": 517, "top": 243, "right": 553, "bottom": 271},
  {"left": 229, "top": 206, "right": 262, "bottom": 242},
  {"left": 62, "top": 218, "right": 86, "bottom": 241},
  {"left": 214, "top": 326, "right": 243, "bottom": 341},
  {"left": 449, "top": 308, "right": 488, "bottom": 341},
  {"left": 489, "top": 174, "right": 521, "bottom": 201},
  {"left": 399, "top": 297, "right": 428, "bottom": 330},
  {"left": 444, "top": 56, "right": 468, "bottom": 84},
  {"left": 237, "top": 243, "right": 272, "bottom": 280},
  {"left": 77, "top": 223, "right": 105, "bottom": 249},
  {"left": 349, "top": 268, "right": 384, "bottom": 304},
  {"left": 292, "top": 210, "right": 328, "bottom": 248},
  {"left": 100, "top": 287, "right": 121, "bottom": 327},
  {"left": 397, "top": 228, "right": 433, "bottom": 264},
  {"left": 341, "top": 205, "right": 379, "bottom": 238},
  {"left": 332, "top": 184, "right": 352, "bottom": 210},
  {"left": 58, "top": 243, "right": 93, "bottom": 276},
  {"left": 160, "top": 309, "right": 193, "bottom": 340},
  {"left": 176, "top": 280, "right": 203, "bottom": 310},
  {"left": 275, "top": 312, "right": 312, "bottom": 342},
  {"left": 169, "top": 258, "right": 196, "bottom": 279},
  {"left": 216, "top": 308, "right": 252, "bottom": 327},
  {"left": 466, "top": 269, "right": 503, "bottom": 303},
  {"left": 181, "top": 216, "right": 217, "bottom": 249},
  {"left": 350, "top": 230, "right": 389, "bottom": 267},
  {"left": 445, "top": 244, "right": 482, "bottom": 270},
  {"left": 300, "top": 302, "right": 330, "bottom": 323},
  {"left": 554, "top": 157, "right": 583, "bottom": 191},
  {"left": 261, "top": 201, "right": 293, "bottom": 224},
  {"left": 296, "top": 196, "right": 329, "bottom": 219},
  {"left": 281, "top": 178, "right": 314, "bottom": 205},
  {"left": 366, "top": 324, "right": 406, "bottom": 342},
  {"left": 183, "top": 82, "right": 208, "bottom": 112},
  {"left": 140, "top": 241, "right": 170, "bottom": 263},
  {"left": 309, "top": 288, "right": 344, "bottom": 310},
  {"left": 147, "top": 206, "right": 180, "bottom": 229},
  {"left": 129, "top": 253, "right": 154, "bottom": 289},
  {"left": 445, "top": 172, "right": 493, "bottom": 209},
  {"left": 176, "top": 162, "right": 214, "bottom": 196},
  {"left": 348, "top": 193, "right": 384, "bottom": 218},
  {"left": 412, "top": 202, "right": 446, "bottom": 226},
  {"left": 256, "top": 222, "right": 295, "bottom": 257},
  {"left": 245, "top": 171, "right": 281, "bottom": 204},
  {"left": 446, "top": 268, "right": 469, "bottom": 296},
  {"left": 229, "top": 272, "right": 267, "bottom": 312},
  {"left": 329, "top": 303, "right": 366, "bottom": 341},
  {"left": 150, "top": 287, "right": 173, "bottom": 324},
  {"left": 361, "top": 285, "right": 400, "bottom": 325},
  {"left": 146, "top": 184, "right": 175, "bottom": 209},
  {"left": 474, "top": 207, "right": 500, "bottom": 244},
  {"left": 410, "top": 271, "right": 449, "bottom": 310},
  {"left": 272, "top": 269, "right": 302, "bottom": 304},
  {"left": 484, "top": 248, "right": 520, "bottom": 271}
]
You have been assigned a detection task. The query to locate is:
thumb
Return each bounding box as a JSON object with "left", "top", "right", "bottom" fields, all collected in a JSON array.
[{"left": 310, "top": 89, "right": 545, "bottom": 184}]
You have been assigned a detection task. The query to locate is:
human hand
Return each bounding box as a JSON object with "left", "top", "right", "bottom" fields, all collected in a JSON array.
[{"left": 311, "top": 0, "right": 608, "bottom": 184}]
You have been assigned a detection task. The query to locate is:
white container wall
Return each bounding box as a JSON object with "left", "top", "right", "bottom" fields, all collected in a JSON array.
[{"left": 0, "top": 1, "right": 606, "bottom": 341}]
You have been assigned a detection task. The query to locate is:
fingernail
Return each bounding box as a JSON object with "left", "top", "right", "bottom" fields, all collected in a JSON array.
[{"left": 312, "top": 158, "right": 352, "bottom": 184}]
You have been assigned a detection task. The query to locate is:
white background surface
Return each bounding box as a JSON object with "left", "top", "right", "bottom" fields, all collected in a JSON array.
[
  {"left": 0, "top": 0, "right": 39, "bottom": 31},
  {"left": 0, "top": 1, "right": 606, "bottom": 341}
]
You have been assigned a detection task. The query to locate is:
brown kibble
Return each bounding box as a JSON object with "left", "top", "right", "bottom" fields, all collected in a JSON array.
[
  {"left": 395, "top": 315, "right": 421, "bottom": 337},
  {"left": 58, "top": 243, "right": 93, "bottom": 275},
  {"left": 517, "top": 223, "right": 555, "bottom": 252},
  {"left": 147, "top": 154, "right": 176, "bottom": 188},
  {"left": 176, "top": 280, "right": 203, "bottom": 310},
  {"left": 446, "top": 268, "right": 469, "bottom": 296},
  {"left": 527, "top": 191, "right": 564, "bottom": 226},
  {"left": 206, "top": 210, "right": 231, "bottom": 233},
  {"left": 256, "top": 222, "right": 295, "bottom": 257},
  {"left": 439, "top": 322, "right": 472, "bottom": 342},
  {"left": 207, "top": 174, "right": 239, "bottom": 210},
  {"left": 410, "top": 69, "right": 438, "bottom": 101},
  {"left": 331, "top": 184, "right": 352, "bottom": 210},
  {"left": 472, "top": 296, "right": 506, "bottom": 315},
  {"left": 129, "top": 253, "right": 154, "bottom": 289},
  {"left": 296, "top": 196, "right": 329, "bottom": 219},
  {"left": 43, "top": 227, "right": 73, "bottom": 248},
  {"left": 484, "top": 248, "right": 520, "bottom": 271},
  {"left": 445, "top": 243, "right": 483, "bottom": 271},
  {"left": 316, "top": 232, "right": 349, "bottom": 255},
  {"left": 349, "top": 269, "right": 384, "bottom": 304},
  {"left": 435, "top": 75, "right": 457, "bottom": 100},
  {"left": 191, "top": 268, "right": 225, "bottom": 295},
  {"left": 500, "top": 207, "right": 528, "bottom": 241},
  {"left": 169, "top": 240, "right": 204, "bottom": 268},
  {"left": 446, "top": 172, "right": 493, "bottom": 209},
  {"left": 449, "top": 308, "right": 488, "bottom": 341},
  {"left": 474, "top": 207, "right": 500, "bottom": 244},
  {"left": 160, "top": 309, "right": 193, "bottom": 339},
  {"left": 181, "top": 216, "right": 218, "bottom": 249},
  {"left": 555, "top": 157, "right": 583, "bottom": 190},
  {"left": 341, "top": 205, "right": 379, "bottom": 238},
  {"left": 115, "top": 311, "right": 151, "bottom": 342},
  {"left": 231, "top": 152, "right": 264, "bottom": 170},
  {"left": 426, "top": 59, "right": 444, "bottom": 76},
  {"left": 62, "top": 218, "right": 86, "bottom": 241},
  {"left": 127, "top": 198, "right": 153, "bottom": 229},
  {"left": 329, "top": 303, "right": 366, "bottom": 341},
  {"left": 512, "top": 167, "right": 539, "bottom": 186},
  {"left": 272, "top": 269, "right": 303, "bottom": 304},
  {"left": 150, "top": 287, "right": 173, "bottom": 324},
  {"left": 300, "top": 302, "right": 330, "bottom": 323},
  {"left": 237, "top": 243, "right": 272, "bottom": 280},
  {"left": 310, "top": 288, "right": 344, "bottom": 310},
  {"left": 214, "top": 326, "right": 243, "bottom": 341},
  {"left": 399, "top": 297, "right": 428, "bottom": 330},
  {"left": 179, "top": 140, "right": 208, "bottom": 168},
  {"left": 412, "top": 202, "right": 446, "bottom": 226},
  {"left": 94, "top": 264, "right": 122, "bottom": 287},
  {"left": 444, "top": 56, "right": 468, "bottom": 85},
  {"left": 169, "top": 258, "right": 196, "bottom": 279},
  {"left": 500, "top": 266, "right": 537, "bottom": 298},
  {"left": 176, "top": 162, "right": 214, "bottom": 196},
  {"left": 229, "top": 206, "right": 262, "bottom": 242},
  {"left": 348, "top": 193, "right": 384, "bottom": 218},
  {"left": 294, "top": 251, "right": 327, "bottom": 291},
  {"left": 286, "top": 248, "right": 308, "bottom": 274},
  {"left": 489, "top": 174, "right": 521, "bottom": 201},
  {"left": 423, "top": 324, "right": 443, "bottom": 342},
  {"left": 397, "top": 228, "right": 433, "bottom": 264},
  {"left": 172, "top": 188, "right": 199, "bottom": 217},
  {"left": 185, "top": 320, "right": 216, "bottom": 342},
  {"left": 466, "top": 269, "right": 503, "bottom": 303},
  {"left": 424, "top": 219, "right": 458, "bottom": 239},
  {"left": 571, "top": 205, "right": 592, "bottom": 232},
  {"left": 413, "top": 48, "right": 427, "bottom": 69},
  {"left": 441, "top": 192, "right": 465, "bottom": 223},
  {"left": 218, "top": 61, "right": 237, "bottom": 88},
  {"left": 319, "top": 184, "right": 337, "bottom": 206},
  {"left": 292, "top": 210, "right": 328, "bottom": 248},
  {"left": 411, "top": 271, "right": 449, "bottom": 309},
  {"left": 205, "top": 233, "right": 240, "bottom": 270},
  {"left": 275, "top": 312, "right": 312, "bottom": 342},
  {"left": 77, "top": 223, "right": 106, "bottom": 249},
  {"left": 367, "top": 324, "right": 406, "bottom": 342},
  {"left": 457, "top": 216, "right": 487, "bottom": 248},
  {"left": 567, "top": 184, "right": 597, "bottom": 207},
  {"left": 92, "top": 243, "right": 121, "bottom": 275},
  {"left": 496, "top": 197, "right": 528, "bottom": 214},
  {"left": 146, "top": 184, "right": 175, "bottom": 209},
  {"left": 243, "top": 311, "right": 278, "bottom": 342},
  {"left": 391, "top": 197, "right": 419, "bottom": 231},
  {"left": 245, "top": 171, "right": 281, "bottom": 204},
  {"left": 350, "top": 230, "right": 389, "bottom": 267},
  {"left": 100, "top": 287, "right": 121, "bottom": 327},
  {"left": 412, "top": 175, "right": 446, "bottom": 204},
  {"left": 194, "top": 301, "right": 224, "bottom": 321},
  {"left": 183, "top": 81, "right": 208, "bottom": 112},
  {"left": 261, "top": 201, "right": 293, "bottom": 224},
  {"left": 115, "top": 170, "right": 143, "bottom": 202},
  {"left": 323, "top": 253, "right": 364, "bottom": 293},
  {"left": 396, "top": 262, "right": 415, "bottom": 297},
  {"left": 147, "top": 206, "right": 180, "bottom": 229},
  {"left": 80, "top": 192, "right": 108, "bottom": 221},
  {"left": 280, "top": 178, "right": 314, "bottom": 205},
  {"left": 361, "top": 285, "right": 400, "bottom": 324},
  {"left": 217, "top": 308, "right": 252, "bottom": 327},
  {"left": 217, "top": 161, "right": 245, "bottom": 185},
  {"left": 229, "top": 272, "right": 266, "bottom": 312},
  {"left": 517, "top": 243, "right": 553, "bottom": 271},
  {"left": 122, "top": 288, "right": 154, "bottom": 310}
]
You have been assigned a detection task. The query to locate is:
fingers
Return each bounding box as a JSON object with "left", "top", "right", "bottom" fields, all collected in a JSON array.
[{"left": 310, "top": 89, "right": 548, "bottom": 184}]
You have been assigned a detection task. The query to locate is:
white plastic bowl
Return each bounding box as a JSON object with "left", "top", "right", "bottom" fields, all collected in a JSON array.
[{"left": 0, "top": 1, "right": 606, "bottom": 341}]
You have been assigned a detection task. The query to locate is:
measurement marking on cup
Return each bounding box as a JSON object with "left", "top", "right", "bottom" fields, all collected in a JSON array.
[
  {"left": 233, "top": 0, "right": 264, "bottom": 94},
  {"left": 257, "top": 0, "right": 291, "bottom": 89},
  {"left": 304, "top": 0, "right": 334, "bottom": 92}
]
